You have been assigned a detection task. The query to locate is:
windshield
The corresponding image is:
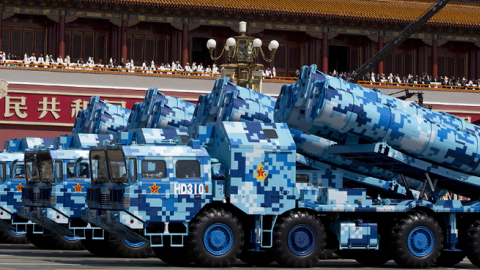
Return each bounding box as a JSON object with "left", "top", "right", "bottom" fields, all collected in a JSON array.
[
  {"left": 38, "top": 153, "right": 54, "bottom": 184},
  {"left": 107, "top": 150, "right": 127, "bottom": 183},
  {"left": 25, "top": 153, "right": 39, "bottom": 183},
  {"left": 90, "top": 150, "right": 108, "bottom": 183}
]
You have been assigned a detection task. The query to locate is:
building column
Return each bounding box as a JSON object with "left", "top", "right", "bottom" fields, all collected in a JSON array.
[
  {"left": 432, "top": 39, "right": 438, "bottom": 78},
  {"left": 477, "top": 47, "right": 480, "bottom": 80},
  {"left": 0, "top": 12, "right": 3, "bottom": 51},
  {"left": 182, "top": 24, "right": 188, "bottom": 68},
  {"left": 322, "top": 32, "right": 328, "bottom": 73},
  {"left": 378, "top": 36, "right": 384, "bottom": 75},
  {"left": 58, "top": 15, "right": 65, "bottom": 59},
  {"left": 121, "top": 20, "right": 128, "bottom": 62}
]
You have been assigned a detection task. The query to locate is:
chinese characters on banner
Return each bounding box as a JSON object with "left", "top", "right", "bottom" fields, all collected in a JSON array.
[{"left": 1, "top": 91, "right": 144, "bottom": 126}]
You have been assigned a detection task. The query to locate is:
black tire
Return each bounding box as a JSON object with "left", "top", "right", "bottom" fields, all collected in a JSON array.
[
  {"left": 48, "top": 233, "right": 85, "bottom": 250},
  {"left": 0, "top": 229, "right": 29, "bottom": 244},
  {"left": 239, "top": 250, "right": 275, "bottom": 266},
  {"left": 153, "top": 242, "right": 191, "bottom": 265},
  {"left": 81, "top": 231, "right": 115, "bottom": 257},
  {"left": 26, "top": 233, "right": 55, "bottom": 249},
  {"left": 466, "top": 220, "right": 480, "bottom": 267},
  {"left": 272, "top": 210, "right": 326, "bottom": 267},
  {"left": 435, "top": 250, "right": 465, "bottom": 267},
  {"left": 186, "top": 208, "right": 244, "bottom": 267},
  {"left": 390, "top": 212, "right": 443, "bottom": 268},
  {"left": 109, "top": 238, "right": 152, "bottom": 258}
]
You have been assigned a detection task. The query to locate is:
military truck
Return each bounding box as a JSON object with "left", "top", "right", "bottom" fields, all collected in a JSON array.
[{"left": 0, "top": 138, "right": 53, "bottom": 245}]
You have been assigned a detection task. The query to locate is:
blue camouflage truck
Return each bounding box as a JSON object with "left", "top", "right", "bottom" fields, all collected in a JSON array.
[
  {"left": 0, "top": 138, "right": 53, "bottom": 245},
  {"left": 81, "top": 72, "right": 480, "bottom": 268},
  {"left": 17, "top": 97, "right": 156, "bottom": 256}
]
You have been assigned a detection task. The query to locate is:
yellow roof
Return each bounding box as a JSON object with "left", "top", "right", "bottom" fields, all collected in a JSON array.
[{"left": 85, "top": 0, "right": 480, "bottom": 27}]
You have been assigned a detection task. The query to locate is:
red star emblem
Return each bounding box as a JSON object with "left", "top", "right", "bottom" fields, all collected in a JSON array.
[
  {"left": 73, "top": 183, "right": 84, "bottom": 193},
  {"left": 254, "top": 163, "right": 268, "bottom": 181},
  {"left": 149, "top": 183, "right": 161, "bottom": 195},
  {"left": 256, "top": 167, "right": 266, "bottom": 177},
  {"left": 15, "top": 183, "right": 23, "bottom": 192}
]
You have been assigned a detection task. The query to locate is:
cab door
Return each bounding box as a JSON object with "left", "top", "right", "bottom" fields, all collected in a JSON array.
[
  {"left": 172, "top": 157, "right": 206, "bottom": 221},
  {"left": 64, "top": 162, "right": 90, "bottom": 217},
  {"left": 140, "top": 157, "right": 172, "bottom": 222}
]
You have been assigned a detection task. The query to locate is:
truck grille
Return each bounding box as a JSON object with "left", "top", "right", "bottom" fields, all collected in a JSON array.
[
  {"left": 87, "top": 188, "right": 100, "bottom": 202},
  {"left": 33, "top": 192, "right": 40, "bottom": 203},
  {"left": 110, "top": 189, "right": 124, "bottom": 203},
  {"left": 101, "top": 194, "right": 111, "bottom": 206},
  {"left": 22, "top": 187, "right": 33, "bottom": 201}
]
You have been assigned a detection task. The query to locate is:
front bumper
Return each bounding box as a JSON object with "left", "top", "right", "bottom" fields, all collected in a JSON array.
[
  {"left": 81, "top": 208, "right": 148, "bottom": 243},
  {"left": 19, "top": 206, "right": 74, "bottom": 236}
]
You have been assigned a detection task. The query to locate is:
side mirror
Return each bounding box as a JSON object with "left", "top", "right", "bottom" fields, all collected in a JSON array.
[
  {"left": 74, "top": 157, "right": 83, "bottom": 178},
  {"left": 10, "top": 159, "right": 18, "bottom": 180}
]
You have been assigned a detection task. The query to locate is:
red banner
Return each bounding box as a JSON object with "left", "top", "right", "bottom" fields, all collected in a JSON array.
[{"left": 1, "top": 90, "right": 144, "bottom": 127}]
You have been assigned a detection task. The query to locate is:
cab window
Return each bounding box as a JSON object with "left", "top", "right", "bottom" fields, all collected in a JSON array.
[
  {"left": 176, "top": 160, "right": 200, "bottom": 179},
  {"left": 90, "top": 150, "right": 108, "bottom": 183},
  {"left": 142, "top": 160, "right": 166, "bottom": 179},
  {"left": 296, "top": 174, "right": 309, "bottom": 183},
  {"left": 0, "top": 163, "right": 5, "bottom": 182},
  {"left": 107, "top": 150, "right": 127, "bottom": 183},
  {"left": 15, "top": 165, "right": 26, "bottom": 179},
  {"left": 67, "top": 163, "right": 89, "bottom": 179}
]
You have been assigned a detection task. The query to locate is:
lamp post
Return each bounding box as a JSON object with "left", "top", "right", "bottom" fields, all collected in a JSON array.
[{"left": 207, "top": 21, "right": 279, "bottom": 92}]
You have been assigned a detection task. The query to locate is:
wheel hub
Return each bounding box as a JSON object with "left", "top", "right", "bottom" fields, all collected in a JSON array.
[
  {"left": 287, "top": 224, "right": 316, "bottom": 256},
  {"left": 407, "top": 226, "right": 435, "bottom": 257},
  {"left": 204, "top": 223, "right": 234, "bottom": 256}
]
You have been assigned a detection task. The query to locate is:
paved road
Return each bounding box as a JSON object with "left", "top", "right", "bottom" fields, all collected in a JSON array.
[{"left": 0, "top": 244, "right": 476, "bottom": 270}]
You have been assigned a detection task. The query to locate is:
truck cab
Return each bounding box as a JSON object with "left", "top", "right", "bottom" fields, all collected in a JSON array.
[
  {"left": 0, "top": 138, "right": 53, "bottom": 244},
  {"left": 83, "top": 129, "right": 203, "bottom": 241},
  {"left": 19, "top": 134, "right": 111, "bottom": 250}
]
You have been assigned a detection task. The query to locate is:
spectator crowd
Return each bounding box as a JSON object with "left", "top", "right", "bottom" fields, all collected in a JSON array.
[
  {"left": 2, "top": 51, "right": 478, "bottom": 88},
  {"left": 0, "top": 51, "right": 279, "bottom": 79},
  {"left": 317, "top": 70, "right": 480, "bottom": 89}
]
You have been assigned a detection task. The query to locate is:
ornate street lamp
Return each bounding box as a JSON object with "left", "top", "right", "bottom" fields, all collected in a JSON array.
[{"left": 207, "top": 21, "right": 279, "bottom": 92}]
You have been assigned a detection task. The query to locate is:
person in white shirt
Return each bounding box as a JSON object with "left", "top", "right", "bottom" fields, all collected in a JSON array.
[
  {"left": 265, "top": 68, "right": 272, "bottom": 77},
  {"left": 150, "top": 60, "right": 155, "bottom": 73},
  {"left": 197, "top": 63, "right": 204, "bottom": 75},
  {"left": 272, "top": 67, "right": 276, "bottom": 77},
  {"left": 205, "top": 65, "right": 212, "bottom": 75},
  {"left": 65, "top": 56, "right": 70, "bottom": 64},
  {"left": 142, "top": 60, "right": 147, "bottom": 72},
  {"left": 192, "top": 62, "right": 197, "bottom": 73},
  {"left": 388, "top": 73, "right": 393, "bottom": 83},
  {"left": 130, "top": 59, "right": 135, "bottom": 72},
  {"left": 57, "top": 55, "right": 64, "bottom": 64},
  {"left": 212, "top": 63, "right": 218, "bottom": 74},
  {"left": 165, "top": 62, "right": 171, "bottom": 74},
  {"left": 185, "top": 63, "right": 192, "bottom": 74},
  {"left": 176, "top": 61, "right": 183, "bottom": 72},
  {"left": 172, "top": 61, "right": 177, "bottom": 71},
  {"left": 38, "top": 54, "right": 44, "bottom": 64}
]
